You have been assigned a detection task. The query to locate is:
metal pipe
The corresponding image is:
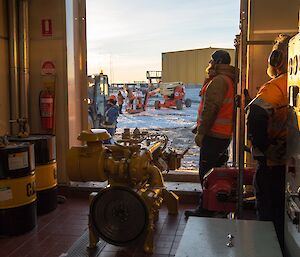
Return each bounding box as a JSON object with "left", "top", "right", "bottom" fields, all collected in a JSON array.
[
  {"left": 148, "top": 141, "right": 163, "bottom": 154},
  {"left": 232, "top": 34, "right": 241, "bottom": 166},
  {"left": 8, "top": 0, "right": 19, "bottom": 134},
  {"left": 147, "top": 165, "right": 165, "bottom": 188},
  {"left": 78, "top": 0, "right": 88, "bottom": 130},
  {"left": 246, "top": 40, "right": 273, "bottom": 45},
  {"left": 19, "top": 0, "right": 29, "bottom": 121},
  {"left": 237, "top": 0, "right": 250, "bottom": 218}
]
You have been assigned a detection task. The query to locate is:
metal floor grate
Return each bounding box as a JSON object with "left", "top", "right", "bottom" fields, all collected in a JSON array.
[{"left": 61, "top": 230, "right": 107, "bottom": 257}]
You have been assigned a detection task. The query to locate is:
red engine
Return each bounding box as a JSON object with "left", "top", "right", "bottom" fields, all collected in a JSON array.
[{"left": 202, "top": 167, "right": 255, "bottom": 212}]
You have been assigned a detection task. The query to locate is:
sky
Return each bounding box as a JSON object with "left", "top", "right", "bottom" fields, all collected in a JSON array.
[{"left": 86, "top": 0, "right": 240, "bottom": 83}]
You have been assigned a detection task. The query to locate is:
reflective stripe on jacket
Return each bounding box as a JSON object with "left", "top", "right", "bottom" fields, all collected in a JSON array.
[
  {"left": 197, "top": 75, "right": 234, "bottom": 137},
  {"left": 102, "top": 104, "right": 119, "bottom": 128}
]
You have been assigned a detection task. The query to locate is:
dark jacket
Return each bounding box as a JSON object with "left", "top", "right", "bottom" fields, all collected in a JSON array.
[{"left": 103, "top": 103, "right": 119, "bottom": 127}]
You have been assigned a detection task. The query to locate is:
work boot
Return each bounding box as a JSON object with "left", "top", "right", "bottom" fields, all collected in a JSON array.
[{"left": 184, "top": 206, "right": 214, "bottom": 218}]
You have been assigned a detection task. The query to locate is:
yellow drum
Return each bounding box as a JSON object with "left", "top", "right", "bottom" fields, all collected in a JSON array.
[
  {"left": 35, "top": 161, "right": 57, "bottom": 214},
  {"left": 0, "top": 144, "right": 37, "bottom": 236},
  {"left": 8, "top": 135, "right": 57, "bottom": 215}
]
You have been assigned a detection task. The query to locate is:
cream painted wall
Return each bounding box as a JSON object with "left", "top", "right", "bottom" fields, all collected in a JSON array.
[
  {"left": 29, "top": 0, "right": 87, "bottom": 184},
  {"left": 66, "top": 0, "right": 87, "bottom": 148},
  {"left": 162, "top": 48, "right": 235, "bottom": 85},
  {"left": 29, "top": 0, "right": 69, "bottom": 184},
  {"left": 0, "top": 0, "right": 10, "bottom": 135},
  {"left": 247, "top": 0, "right": 300, "bottom": 97}
]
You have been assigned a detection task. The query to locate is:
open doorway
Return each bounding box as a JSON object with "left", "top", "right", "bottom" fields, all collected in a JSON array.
[{"left": 85, "top": 0, "right": 240, "bottom": 171}]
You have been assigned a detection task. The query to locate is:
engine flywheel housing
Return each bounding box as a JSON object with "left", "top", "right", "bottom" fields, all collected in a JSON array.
[{"left": 90, "top": 185, "right": 149, "bottom": 246}]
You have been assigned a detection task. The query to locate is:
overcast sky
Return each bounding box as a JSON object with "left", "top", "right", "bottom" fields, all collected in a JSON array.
[{"left": 86, "top": 0, "right": 240, "bottom": 83}]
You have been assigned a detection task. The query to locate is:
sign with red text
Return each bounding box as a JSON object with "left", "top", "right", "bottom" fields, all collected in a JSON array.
[
  {"left": 42, "top": 19, "right": 52, "bottom": 36},
  {"left": 41, "top": 61, "right": 56, "bottom": 75}
]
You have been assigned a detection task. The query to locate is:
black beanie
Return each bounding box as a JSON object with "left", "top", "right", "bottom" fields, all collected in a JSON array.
[{"left": 212, "top": 50, "right": 231, "bottom": 64}]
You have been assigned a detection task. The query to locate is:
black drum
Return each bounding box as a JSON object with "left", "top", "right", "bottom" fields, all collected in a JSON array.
[{"left": 9, "top": 134, "right": 56, "bottom": 165}]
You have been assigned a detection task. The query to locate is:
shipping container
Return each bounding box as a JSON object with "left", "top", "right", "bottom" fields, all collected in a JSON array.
[{"left": 162, "top": 47, "right": 235, "bottom": 86}]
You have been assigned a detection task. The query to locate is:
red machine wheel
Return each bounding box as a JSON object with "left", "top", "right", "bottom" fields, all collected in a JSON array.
[
  {"left": 185, "top": 98, "right": 192, "bottom": 108},
  {"left": 176, "top": 100, "right": 183, "bottom": 110}
]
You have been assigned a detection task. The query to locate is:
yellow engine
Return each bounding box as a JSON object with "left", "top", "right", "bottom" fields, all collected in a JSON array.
[{"left": 67, "top": 128, "right": 182, "bottom": 253}]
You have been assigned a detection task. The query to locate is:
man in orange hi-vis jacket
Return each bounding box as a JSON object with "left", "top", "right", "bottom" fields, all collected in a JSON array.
[
  {"left": 247, "top": 34, "right": 291, "bottom": 251},
  {"left": 185, "top": 50, "right": 237, "bottom": 218}
]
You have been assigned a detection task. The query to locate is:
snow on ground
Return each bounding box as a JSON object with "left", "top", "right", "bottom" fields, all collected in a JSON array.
[{"left": 116, "top": 87, "right": 201, "bottom": 171}]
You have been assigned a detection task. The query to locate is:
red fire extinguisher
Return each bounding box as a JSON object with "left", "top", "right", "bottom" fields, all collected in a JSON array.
[{"left": 39, "top": 89, "right": 54, "bottom": 130}]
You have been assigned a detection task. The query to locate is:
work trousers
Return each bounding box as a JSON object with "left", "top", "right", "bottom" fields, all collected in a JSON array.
[
  {"left": 103, "top": 127, "right": 116, "bottom": 144},
  {"left": 254, "top": 161, "right": 285, "bottom": 252},
  {"left": 118, "top": 104, "right": 123, "bottom": 114},
  {"left": 199, "top": 135, "right": 231, "bottom": 184}
]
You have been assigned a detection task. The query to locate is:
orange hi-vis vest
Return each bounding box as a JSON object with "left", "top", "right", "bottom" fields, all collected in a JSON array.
[
  {"left": 197, "top": 75, "right": 234, "bottom": 137},
  {"left": 254, "top": 73, "right": 288, "bottom": 142}
]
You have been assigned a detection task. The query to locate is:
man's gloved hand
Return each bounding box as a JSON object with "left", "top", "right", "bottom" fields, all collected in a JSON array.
[
  {"left": 191, "top": 126, "right": 198, "bottom": 134},
  {"left": 195, "top": 133, "right": 204, "bottom": 147}
]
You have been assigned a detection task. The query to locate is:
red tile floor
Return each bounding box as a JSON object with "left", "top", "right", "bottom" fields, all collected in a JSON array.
[{"left": 0, "top": 191, "right": 195, "bottom": 257}]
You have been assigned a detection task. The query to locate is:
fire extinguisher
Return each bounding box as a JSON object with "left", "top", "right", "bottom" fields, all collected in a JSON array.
[{"left": 39, "top": 89, "right": 54, "bottom": 130}]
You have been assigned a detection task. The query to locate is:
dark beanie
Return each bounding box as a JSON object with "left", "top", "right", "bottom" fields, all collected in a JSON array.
[{"left": 212, "top": 50, "right": 231, "bottom": 64}]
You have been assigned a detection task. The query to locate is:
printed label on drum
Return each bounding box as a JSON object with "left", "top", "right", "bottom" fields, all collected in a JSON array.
[
  {"left": 8, "top": 152, "right": 29, "bottom": 170},
  {"left": 0, "top": 187, "right": 13, "bottom": 201}
]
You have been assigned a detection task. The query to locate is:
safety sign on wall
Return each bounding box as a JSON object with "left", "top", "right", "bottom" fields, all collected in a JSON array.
[
  {"left": 41, "top": 61, "right": 56, "bottom": 75},
  {"left": 42, "top": 19, "right": 52, "bottom": 37}
]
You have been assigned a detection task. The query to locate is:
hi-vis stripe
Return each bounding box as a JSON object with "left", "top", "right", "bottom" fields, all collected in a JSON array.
[{"left": 0, "top": 173, "right": 36, "bottom": 209}]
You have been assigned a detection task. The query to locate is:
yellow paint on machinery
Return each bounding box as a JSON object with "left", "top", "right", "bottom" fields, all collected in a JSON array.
[
  {"left": 35, "top": 161, "right": 57, "bottom": 191},
  {"left": 0, "top": 173, "right": 36, "bottom": 209},
  {"left": 67, "top": 129, "right": 172, "bottom": 188},
  {"left": 67, "top": 129, "right": 181, "bottom": 253}
]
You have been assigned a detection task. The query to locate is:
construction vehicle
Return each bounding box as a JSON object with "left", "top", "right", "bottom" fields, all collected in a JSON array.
[
  {"left": 146, "top": 70, "right": 162, "bottom": 84},
  {"left": 154, "top": 82, "right": 192, "bottom": 110},
  {"left": 87, "top": 71, "right": 110, "bottom": 128},
  {"left": 125, "top": 87, "right": 160, "bottom": 114}
]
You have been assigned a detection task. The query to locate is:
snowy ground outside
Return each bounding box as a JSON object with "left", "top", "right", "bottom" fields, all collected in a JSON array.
[{"left": 115, "top": 87, "right": 201, "bottom": 171}]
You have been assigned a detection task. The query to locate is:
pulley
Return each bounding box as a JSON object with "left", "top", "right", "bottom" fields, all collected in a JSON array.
[{"left": 90, "top": 186, "right": 148, "bottom": 246}]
